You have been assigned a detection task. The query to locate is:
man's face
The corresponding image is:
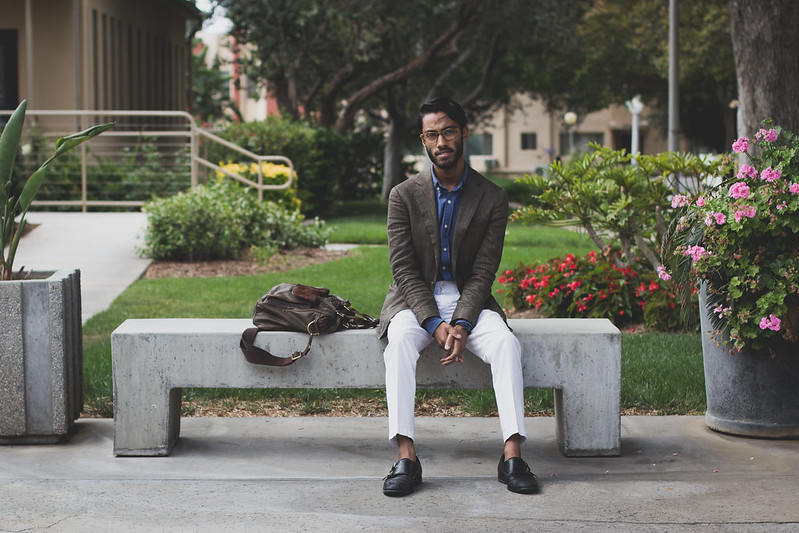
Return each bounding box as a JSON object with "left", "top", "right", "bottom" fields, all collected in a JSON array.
[{"left": 421, "top": 111, "right": 468, "bottom": 170}]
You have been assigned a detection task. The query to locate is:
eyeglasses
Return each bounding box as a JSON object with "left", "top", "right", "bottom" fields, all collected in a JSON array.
[{"left": 420, "top": 126, "right": 460, "bottom": 143}]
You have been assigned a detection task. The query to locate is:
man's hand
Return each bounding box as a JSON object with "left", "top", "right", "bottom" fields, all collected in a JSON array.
[{"left": 434, "top": 323, "right": 469, "bottom": 365}]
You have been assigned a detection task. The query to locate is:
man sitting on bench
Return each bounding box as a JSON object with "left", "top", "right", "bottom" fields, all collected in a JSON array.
[{"left": 378, "top": 97, "right": 540, "bottom": 497}]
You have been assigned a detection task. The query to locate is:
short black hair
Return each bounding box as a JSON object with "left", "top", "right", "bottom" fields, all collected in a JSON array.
[{"left": 418, "top": 96, "right": 467, "bottom": 132}]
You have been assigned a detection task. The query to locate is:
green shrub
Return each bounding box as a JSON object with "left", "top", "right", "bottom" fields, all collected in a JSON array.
[
  {"left": 488, "top": 175, "right": 541, "bottom": 206},
  {"left": 210, "top": 117, "right": 386, "bottom": 216},
  {"left": 142, "top": 180, "right": 330, "bottom": 261}
]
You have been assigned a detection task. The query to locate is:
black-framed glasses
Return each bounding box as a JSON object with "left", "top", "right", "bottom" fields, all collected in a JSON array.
[{"left": 420, "top": 126, "right": 460, "bottom": 143}]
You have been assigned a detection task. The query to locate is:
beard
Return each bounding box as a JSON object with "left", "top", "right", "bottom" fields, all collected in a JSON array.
[{"left": 426, "top": 139, "right": 464, "bottom": 170}]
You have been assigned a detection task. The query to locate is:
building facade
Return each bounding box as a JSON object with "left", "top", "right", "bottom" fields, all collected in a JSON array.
[
  {"left": 0, "top": 0, "right": 200, "bottom": 111},
  {"left": 466, "top": 93, "right": 677, "bottom": 176}
]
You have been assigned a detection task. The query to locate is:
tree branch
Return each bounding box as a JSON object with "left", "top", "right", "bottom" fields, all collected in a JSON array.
[
  {"left": 583, "top": 221, "right": 609, "bottom": 253},
  {"left": 634, "top": 233, "right": 661, "bottom": 271},
  {"left": 460, "top": 33, "right": 501, "bottom": 107},
  {"left": 425, "top": 44, "right": 475, "bottom": 101},
  {"left": 318, "top": 63, "right": 357, "bottom": 127},
  {"left": 334, "top": 15, "right": 470, "bottom": 132}
]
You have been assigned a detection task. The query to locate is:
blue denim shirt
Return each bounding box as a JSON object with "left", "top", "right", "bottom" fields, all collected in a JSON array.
[{"left": 421, "top": 165, "right": 474, "bottom": 336}]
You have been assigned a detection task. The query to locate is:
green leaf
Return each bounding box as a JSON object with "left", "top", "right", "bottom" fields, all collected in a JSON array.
[
  {"left": 53, "top": 122, "right": 115, "bottom": 156},
  {"left": 0, "top": 100, "right": 27, "bottom": 209}
]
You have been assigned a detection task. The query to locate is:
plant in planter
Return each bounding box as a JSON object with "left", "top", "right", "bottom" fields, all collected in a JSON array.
[
  {"left": 661, "top": 121, "right": 799, "bottom": 438},
  {"left": 1, "top": 100, "right": 113, "bottom": 279},
  {"left": 1, "top": 100, "right": 112, "bottom": 443}
]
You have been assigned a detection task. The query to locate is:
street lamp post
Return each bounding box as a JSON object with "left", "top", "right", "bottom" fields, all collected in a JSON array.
[
  {"left": 564, "top": 111, "right": 577, "bottom": 155},
  {"left": 625, "top": 95, "right": 643, "bottom": 159}
]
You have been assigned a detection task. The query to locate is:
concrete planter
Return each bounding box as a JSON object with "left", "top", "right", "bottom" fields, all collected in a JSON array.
[
  {"left": 0, "top": 269, "right": 83, "bottom": 443},
  {"left": 699, "top": 288, "right": 799, "bottom": 438}
]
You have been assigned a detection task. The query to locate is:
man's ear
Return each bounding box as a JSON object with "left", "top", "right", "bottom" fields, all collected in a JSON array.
[{"left": 461, "top": 126, "right": 469, "bottom": 141}]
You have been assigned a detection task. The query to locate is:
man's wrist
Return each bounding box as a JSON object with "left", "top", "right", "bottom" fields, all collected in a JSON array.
[
  {"left": 453, "top": 319, "right": 473, "bottom": 333},
  {"left": 422, "top": 316, "right": 445, "bottom": 336}
]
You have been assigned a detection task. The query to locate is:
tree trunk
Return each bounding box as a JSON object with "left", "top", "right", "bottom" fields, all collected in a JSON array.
[
  {"left": 382, "top": 117, "right": 406, "bottom": 200},
  {"left": 729, "top": 0, "right": 799, "bottom": 137}
]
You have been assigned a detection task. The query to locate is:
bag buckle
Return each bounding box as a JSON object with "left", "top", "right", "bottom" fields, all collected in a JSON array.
[{"left": 306, "top": 319, "right": 321, "bottom": 336}]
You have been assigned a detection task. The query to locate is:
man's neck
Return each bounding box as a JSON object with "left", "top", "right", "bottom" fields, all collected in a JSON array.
[{"left": 433, "top": 159, "right": 466, "bottom": 191}]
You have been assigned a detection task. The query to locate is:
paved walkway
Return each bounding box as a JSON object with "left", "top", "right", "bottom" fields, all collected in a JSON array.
[
  {"left": 14, "top": 212, "right": 151, "bottom": 323},
  {"left": 1, "top": 416, "right": 798, "bottom": 531}
]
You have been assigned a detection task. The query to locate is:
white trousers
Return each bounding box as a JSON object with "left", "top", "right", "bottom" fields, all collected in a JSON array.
[{"left": 384, "top": 281, "right": 527, "bottom": 444}]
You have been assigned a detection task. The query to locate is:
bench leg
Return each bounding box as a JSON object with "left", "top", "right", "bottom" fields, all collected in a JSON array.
[
  {"left": 113, "top": 385, "right": 182, "bottom": 457},
  {"left": 554, "top": 388, "right": 620, "bottom": 456}
]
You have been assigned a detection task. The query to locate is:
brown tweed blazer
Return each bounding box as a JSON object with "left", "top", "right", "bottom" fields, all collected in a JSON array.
[{"left": 377, "top": 166, "right": 508, "bottom": 338}]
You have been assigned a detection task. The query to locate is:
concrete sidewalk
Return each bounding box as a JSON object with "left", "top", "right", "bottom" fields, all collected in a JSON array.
[
  {"left": 1, "top": 416, "right": 797, "bottom": 532},
  {"left": 13, "top": 212, "right": 151, "bottom": 322}
]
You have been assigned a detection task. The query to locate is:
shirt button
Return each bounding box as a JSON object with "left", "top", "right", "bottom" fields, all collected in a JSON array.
[
  {"left": 447, "top": 200, "right": 452, "bottom": 204},
  {"left": 443, "top": 248, "right": 447, "bottom": 252},
  {"left": 444, "top": 224, "right": 448, "bottom": 228}
]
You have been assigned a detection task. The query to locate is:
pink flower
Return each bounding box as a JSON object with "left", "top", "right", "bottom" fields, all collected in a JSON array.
[
  {"left": 734, "top": 205, "right": 757, "bottom": 222},
  {"left": 685, "top": 245, "right": 708, "bottom": 262},
  {"left": 729, "top": 182, "right": 750, "bottom": 199},
  {"left": 656, "top": 266, "right": 671, "bottom": 281},
  {"left": 737, "top": 164, "right": 757, "bottom": 179},
  {"left": 704, "top": 212, "right": 714, "bottom": 227},
  {"left": 732, "top": 137, "right": 750, "bottom": 153},
  {"left": 696, "top": 196, "right": 705, "bottom": 207},
  {"left": 758, "top": 128, "right": 778, "bottom": 142},
  {"left": 790, "top": 183, "right": 799, "bottom": 194},
  {"left": 760, "top": 167, "right": 781, "bottom": 182},
  {"left": 759, "top": 314, "right": 781, "bottom": 331},
  {"left": 777, "top": 201, "right": 788, "bottom": 211},
  {"left": 671, "top": 194, "right": 690, "bottom": 208},
  {"left": 714, "top": 212, "right": 727, "bottom": 225}
]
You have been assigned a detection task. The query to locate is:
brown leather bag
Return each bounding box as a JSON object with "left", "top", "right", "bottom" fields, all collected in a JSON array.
[{"left": 239, "top": 283, "right": 378, "bottom": 366}]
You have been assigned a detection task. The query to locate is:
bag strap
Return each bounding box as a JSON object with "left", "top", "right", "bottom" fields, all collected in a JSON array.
[{"left": 239, "top": 326, "right": 316, "bottom": 366}]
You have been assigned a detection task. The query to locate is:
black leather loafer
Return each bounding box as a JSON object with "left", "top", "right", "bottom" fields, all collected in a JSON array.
[
  {"left": 383, "top": 457, "right": 422, "bottom": 497},
  {"left": 498, "top": 455, "right": 540, "bottom": 494}
]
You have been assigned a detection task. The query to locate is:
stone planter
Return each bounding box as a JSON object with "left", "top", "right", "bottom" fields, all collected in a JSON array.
[
  {"left": 0, "top": 269, "right": 83, "bottom": 443},
  {"left": 699, "top": 288, "right": 799, "bottom": 438}
]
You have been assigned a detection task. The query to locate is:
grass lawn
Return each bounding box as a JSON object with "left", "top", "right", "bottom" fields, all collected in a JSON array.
[{"left": 83, "top": 214, "right": 705, "bottom": 418}]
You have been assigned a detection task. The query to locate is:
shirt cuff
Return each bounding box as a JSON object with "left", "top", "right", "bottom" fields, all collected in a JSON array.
[
  {"left": 453, "top": 319, "right": 474, "bottom": 333},
  {"left": 422, "top": 316, "right": 444, "bottom": 336}
]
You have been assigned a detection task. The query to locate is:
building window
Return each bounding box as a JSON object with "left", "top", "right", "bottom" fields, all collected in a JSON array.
[
  {"left": 467, "top": 133, "right": 493, "bottom": 156},
  {"left": 521, "top": 132, "right": 537, "bottom": 150}
]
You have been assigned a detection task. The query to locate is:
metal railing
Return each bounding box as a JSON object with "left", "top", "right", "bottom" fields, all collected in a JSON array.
[{"left": 0, "top": 109, "right": 294, "bottom": 211}]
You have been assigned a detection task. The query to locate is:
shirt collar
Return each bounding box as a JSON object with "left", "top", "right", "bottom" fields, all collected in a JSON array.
[{"left": 431, "top": 164, "right": 469, "bottom": 193}]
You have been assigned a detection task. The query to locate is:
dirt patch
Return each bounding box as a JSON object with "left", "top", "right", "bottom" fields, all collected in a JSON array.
[{"left": 143, "top": 247, "right": 349, "bottom": 279}]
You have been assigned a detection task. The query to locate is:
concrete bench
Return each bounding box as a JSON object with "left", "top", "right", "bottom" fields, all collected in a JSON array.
[{"left": 111, "top": 318, "right": 621, "bottom": 457}]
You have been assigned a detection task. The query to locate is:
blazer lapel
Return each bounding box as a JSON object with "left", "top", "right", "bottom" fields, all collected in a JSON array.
[
  {"left": 414, "top": 167, "right": 441, "bottom": 267},
  {"left": 452, "top": 168, "right": 485, "bottom": 274}
]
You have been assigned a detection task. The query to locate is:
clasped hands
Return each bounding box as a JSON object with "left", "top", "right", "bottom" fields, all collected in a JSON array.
[{"left": 434, "top": 322, "right": 469, "bottom": 366}]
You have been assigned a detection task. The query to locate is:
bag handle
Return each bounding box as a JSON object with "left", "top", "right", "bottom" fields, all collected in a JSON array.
[{"left": 239, "top": 322, "right": 319, "bottom": 366}]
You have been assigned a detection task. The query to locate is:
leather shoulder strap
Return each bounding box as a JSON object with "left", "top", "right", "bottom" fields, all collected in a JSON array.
[{"left": 239, "top": 327, "right": 312, "bottom": 366}]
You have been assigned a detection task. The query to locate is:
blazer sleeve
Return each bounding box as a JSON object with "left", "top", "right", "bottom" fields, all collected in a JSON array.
[
  {"left": 386, "top": 184, "right": 439, "bottom": 326},
  {"left": 452, "top": 187, "right": 509, "bottom": 326}
]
